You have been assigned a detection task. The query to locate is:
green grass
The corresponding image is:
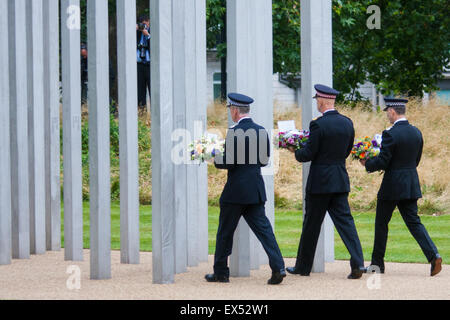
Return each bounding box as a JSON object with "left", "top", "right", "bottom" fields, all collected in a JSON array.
[
  {"left": 275, "top": 209, "right": 449, "bottom": 263},
  {"left": 62, "top": 203, "right": 449, "bottom": 264},
  {"left": 61, "top": 202, "right": 152, "bottom": 252}
]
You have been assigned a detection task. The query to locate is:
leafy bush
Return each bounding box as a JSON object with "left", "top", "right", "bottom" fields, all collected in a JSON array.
[{"left": 61, "top": 109, "right": 152, "bottom": 203}]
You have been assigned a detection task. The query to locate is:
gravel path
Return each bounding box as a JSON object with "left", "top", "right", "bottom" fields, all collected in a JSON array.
[{"left": 0, "top": 250, "right": 447, "bottom": 300}]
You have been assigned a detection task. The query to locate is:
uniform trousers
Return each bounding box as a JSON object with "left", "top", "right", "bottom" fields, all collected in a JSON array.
[
  {"left": 214, "top": 202, "right": 285, "bottom": 277},
  {"left": 372, "top": 198, "right": 438, "bottom": 268},
  {"left": 295, "top": 193, "right": 364, "bottom": 274}
]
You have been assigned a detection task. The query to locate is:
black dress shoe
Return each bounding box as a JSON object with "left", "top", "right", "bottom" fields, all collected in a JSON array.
[
  {"left": 205, "top": 274, "right": 229, "bottom": 283},
  {"left": 286, "top": 267, "right": 309, "bottom": 276},
  {"left": 347, "top": 267, "right": 366, "bottom": 279},
  {"left": 267, "top": 270, "right": 286, "bottom": 285},
  {"left": 431, "top": 255, "right": 442, "bottom": 277}
]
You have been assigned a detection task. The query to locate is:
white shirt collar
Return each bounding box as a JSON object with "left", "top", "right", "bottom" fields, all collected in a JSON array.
[
  {"left": 394, "top": 118, "right": 407, "bottom": 125},
  {"left": 237, "top": 116, "right": 251, "bottom": 124},
  {"left": 323, "top": 109, "right": 336, "bottom": 114}
]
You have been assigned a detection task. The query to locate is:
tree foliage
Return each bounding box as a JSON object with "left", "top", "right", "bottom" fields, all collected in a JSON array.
[
  {"left": 207, "top": 0, "right": 450, "bottom": 100},
  {"left": 78, "top": 0, "right": 449, "bottom": 100},
  {"left": 333, "top": 0, "right": 450, "bottom": 98},
  {"left": 206, "top": 0, "right": 227, "bottom": 58},
  {"left": 272, "top": 0, "right": 300, "bottom": 76}
]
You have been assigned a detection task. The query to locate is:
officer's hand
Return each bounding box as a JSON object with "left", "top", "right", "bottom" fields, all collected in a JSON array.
[
  {"left": 142, "top": 29, "right": 150, "bottom": 37},
  {"left": 359, "top": 159, "right": 367, "bottom": 166},
  {"left": 288, "top": 146, "right": 296, "bottom": 153}
]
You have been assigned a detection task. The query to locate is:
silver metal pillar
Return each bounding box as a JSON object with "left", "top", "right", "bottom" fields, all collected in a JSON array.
[
  {"left": 300, "top": 0, "right": 335, "bottom": 272},
  {"left": 184, "top": 1, "right": 199, "bottom": 268},
  {"left": 43, "top": 0, "right": 62, "bottom": 252},
  {"left": 227, "top": 0, "right": 274, "bottom": 276},
  {"left": 172, "top": 0, "right": 208, "bottom": 271},
  {"left": 88, "top": 0, "right": 111, "bottom": 280},
  {"left": 195, "top": 0, "right": 209, "bottom": 263},
  {"left": 117, "top": 0, "right": 140, "bottom": 265},
  {"left": 8, "top": 0, "right": 30, "bottom": 260},
  {"left": 61, "top": 0, "right": 83, "bottom": 261},
  {"left": 248, "top": 0, "right": 274, "bottom": 267},
  {"left": 26, "top": 0, "right": 46, "bottom": 255},
  {"left": 0, "top": 0, "right": 12, "bottom": 265},
  {"left": 150, "top": 0, "right": 176, "bottom": 284},
  {"left": 172, "top": 0, "right": 188, "bottom": 274},
  {"left": 227, "top": 0, "right": 252, "bottom": 277}
]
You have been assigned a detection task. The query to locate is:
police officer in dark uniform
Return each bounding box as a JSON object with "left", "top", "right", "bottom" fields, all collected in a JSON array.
[
  {"left": 287, "top": 84, "right": 365, "bottom": 279},
  {"left": 361, "top": 98, "right": 442, "bottom": 276},
  {"left": 205, "top": 93, "right": 286, "bottom": 285}
]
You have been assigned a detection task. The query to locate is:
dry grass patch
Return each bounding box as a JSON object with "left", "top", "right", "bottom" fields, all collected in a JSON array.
[{"left": 75, "top": 99, "right": 448, "bottom": 215}]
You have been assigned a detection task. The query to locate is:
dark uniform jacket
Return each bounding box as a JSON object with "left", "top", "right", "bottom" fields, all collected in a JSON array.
[
  {"left": 215, "top": 118, "right": 270, "bottom": 205},
  {"left": 295, "top": 110, "right": 354, "bottom": 194},
  {"left": 365, "top": 120, "right": 423, "bottom": 200}
]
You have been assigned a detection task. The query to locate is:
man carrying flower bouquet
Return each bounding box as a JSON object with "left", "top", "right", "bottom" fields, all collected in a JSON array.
[
  {"left": 287, "top": 84, "right": 366, "bottom": 279},
  {"left": 360, "top": 98, "right": 442, "bottom": 276},
  {"left": 205, "top": 93, "right": 286, "bottom": 285}
]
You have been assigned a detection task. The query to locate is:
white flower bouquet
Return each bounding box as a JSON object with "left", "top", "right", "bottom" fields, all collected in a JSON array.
[{"left": 188, "top": 136, "right": 225, "bottom": 163}]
